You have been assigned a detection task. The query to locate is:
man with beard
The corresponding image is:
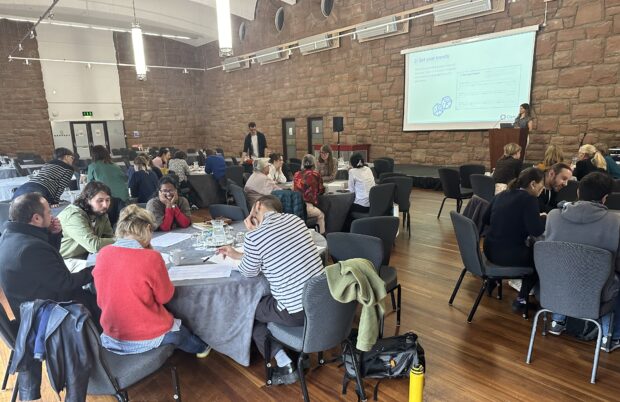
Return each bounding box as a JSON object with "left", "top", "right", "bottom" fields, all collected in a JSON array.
[
  {"left": 0, "top": 193, "right": 99, "bottom": 321},
  {"left": 57, "top": 181, "right": 115, "bottom": 272},
  {"left": 538, "top": 163, "right": 573, "bottom": 213}
]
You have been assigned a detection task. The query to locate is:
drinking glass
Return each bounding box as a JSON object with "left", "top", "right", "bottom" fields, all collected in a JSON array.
[{"left": 211, "top": 220, "right": 227, "bottom": 245}]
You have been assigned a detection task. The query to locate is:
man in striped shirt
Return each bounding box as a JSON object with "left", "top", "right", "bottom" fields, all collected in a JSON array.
[{"left": 218, "top": 195, "right": 323, "bottom": 384}]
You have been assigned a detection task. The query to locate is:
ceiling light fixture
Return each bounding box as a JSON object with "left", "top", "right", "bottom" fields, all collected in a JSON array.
[
  {"left": 216, "top": 0, "right": 233, "bottom": 57},
  {"left": 131, "top": 0, "right": 147, "bottom": 80}
]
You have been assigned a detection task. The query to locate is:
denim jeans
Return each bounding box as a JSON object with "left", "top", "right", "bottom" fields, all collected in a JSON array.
[
  {"left": 161, "top": 325, "right": 207, "bottom": 354},
  {"left": 552, "top": 294, "right": 620, "bottom": 340}
]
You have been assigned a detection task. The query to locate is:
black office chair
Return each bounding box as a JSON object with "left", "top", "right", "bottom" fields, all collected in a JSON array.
[
  {"left": 209, "top": 204, "right": 246, "bottom": 221},
  {"left": 380, "top": 176, "right": 413, "bottom": 237},
  {"left": 556, "top": 180, "right": 578, "bottom": 204},
  {"left": 228, "top": 182, "right": 250, "bottom": 218},
  {"left": 459, "top": 164, "right": 486, "bottom": 191},
  {"left": 437, "top": 168, "right": 473, "bottom": 218},
  {"left": 605, "top": 193, "right": 620, "bottom": 210},
  {"left": 0, "top": 303, "right": 18, "bottom": 402},
  {"left": 289, "top": 158, "right": 302, "bottom": 165},
  {"left": 225, "top": 165, "right": 244, "bottom": 187},
  {"left": 373, "top": 159, "right": 392, "bottom": 178},
  {"left": 350, "top": 183, "right": 396, "bottom": 220},
  {"left": 470, "top": 174, "right": 495, "bottom": 203},
  {"left": 350, "top": 216, "right": 402, "bottom": 325}
]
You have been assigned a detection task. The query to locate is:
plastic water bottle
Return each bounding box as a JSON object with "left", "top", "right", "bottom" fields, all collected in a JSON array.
[{"left": 408, "top": 364, "right": 424, "bottom": 402}]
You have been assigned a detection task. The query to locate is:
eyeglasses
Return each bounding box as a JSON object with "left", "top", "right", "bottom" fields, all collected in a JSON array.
[{"left": 159, "top": 189, "right": 177, "bottom": 194}]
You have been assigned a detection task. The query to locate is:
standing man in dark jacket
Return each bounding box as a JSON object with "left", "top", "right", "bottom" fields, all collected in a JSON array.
[
  {"left": 0, "top": 193, "right": 98, "bottom": 321},
  {"left": 243, "top": 122, "right": 268, "bottom": 158}
]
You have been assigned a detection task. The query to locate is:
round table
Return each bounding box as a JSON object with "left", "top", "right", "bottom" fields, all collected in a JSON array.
[{"left": 0, "top": 168, "right": 19, "bottom": 179}]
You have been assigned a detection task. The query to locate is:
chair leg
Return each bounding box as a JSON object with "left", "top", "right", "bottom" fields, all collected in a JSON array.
[
  {"left": 541, "top": 312, "right": 548, "bottom": 336},
  {"left": 437, "top": 197, "right": 448, "bottom": 219},
  {"left": 345, "top": 340, "right": 367, "bottom": 402},
  {"left": 456, "top": 198, "right": 462, "bottom": 213},
  {"left": 467, "top": 279, "right": 488, "bottom": 323},
  {"left": 526, "top": 309, "right": 547, "bottom": 364},
  {"left": 390, "top": 291, "right": 396, "bottom": 312},
  {"left": 396, "top": 285, "right": 401, "bottom": 326},
  {"left": 407, "top": 212, "right": 411, "bottom": 239},
  {"left": 448, "top": 268, "right": 467, "bottom": 305},
  {"left": 497, "top": 280, "right": 503, "bottom": 300},
  {"left": 10, "top": 377, "right": 17, "bottom": 402},
  {"left": 298, "top": 353, "right": 310, "bottom": 402},
  {"left": 264, "top": 334, "right": 273, "bottom": 386},
  {"left": 2, "top": 350, "right": 13, "bottom": 390},
  {"left": 591, "top": 319, "right": 604, "bottom": 384},
  {"left": 171, "top": 366, "right": 181, "bottom": 402}
]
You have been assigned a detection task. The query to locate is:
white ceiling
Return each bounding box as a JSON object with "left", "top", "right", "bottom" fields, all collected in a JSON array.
[{"left": 0, "top": 0, "right": 294, "bottom": 46}]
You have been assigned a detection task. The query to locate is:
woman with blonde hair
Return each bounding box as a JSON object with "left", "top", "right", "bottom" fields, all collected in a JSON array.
[
  {"left": 595, "top": 142, "right": 620, "bottom": 179},
  {"left": 316, "top": 144, "right": 337, "bottom": 182},
  {"left": 536, "top": 144, "right": 565, "bottom": 170},
  {"left": 493, "top": 143, "right": 522, "bottom": 185},
  {"left": 574, "top": 144, "right": 607, "bottom": 181},
  {"left": 93, "top": 205, "right": 211, "bottom": 357}
]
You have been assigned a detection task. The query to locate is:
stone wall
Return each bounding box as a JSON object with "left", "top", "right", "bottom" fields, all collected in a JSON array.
[
  {"left": 203, "top": 0, "right": 620, "bottom": 166},
  {"left": 0, "top": 20, "right": 53, "bottom": 159},
  {"left": 114, "top": 33, "right": 208, "bottom": 151}
]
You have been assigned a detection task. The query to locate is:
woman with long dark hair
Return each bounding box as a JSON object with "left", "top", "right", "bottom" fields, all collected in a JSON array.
[
  {"left": 87, "top": 145, "right": 129, "bottom": 202},
  {"left": 482, "top": 167, "right": 545, "bottom": 311},
  {"left": 513, "top": 103, "right": 534, "bottom": 131},
  {"left": 317, "top": 145, "right": 337, "bottom": 182}
]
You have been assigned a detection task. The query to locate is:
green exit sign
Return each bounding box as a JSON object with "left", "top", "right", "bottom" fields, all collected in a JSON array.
[{"left": 82, "top": 111, "right": 93, "bottom": 117}]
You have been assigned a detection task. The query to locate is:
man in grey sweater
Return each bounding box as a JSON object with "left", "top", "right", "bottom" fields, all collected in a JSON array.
[{"left": 543, "top": 172, "right": 620, "bottom": 352}]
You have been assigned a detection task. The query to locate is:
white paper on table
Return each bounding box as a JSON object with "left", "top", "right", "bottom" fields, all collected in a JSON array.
[
  {"left": 207, "top": 253, "right": 241, "bottom": 269},
  {"left": 151, "top": 233, "right": 192, "bottom": 248},
  {"left": 159, "top": 252, "right": 171, "bottom": 265},
  {"left": 168, "top": 264, "right": 232, "bottom": 281}
]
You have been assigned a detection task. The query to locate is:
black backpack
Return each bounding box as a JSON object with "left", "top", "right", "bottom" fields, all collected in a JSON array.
[{"left": 342, "top": 331, "right": 425, "bottom": 401}]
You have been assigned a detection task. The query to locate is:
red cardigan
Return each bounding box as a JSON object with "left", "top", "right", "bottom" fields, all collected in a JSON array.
[{"left": 93, "top": 245, "right": 174, "bottom": 341}]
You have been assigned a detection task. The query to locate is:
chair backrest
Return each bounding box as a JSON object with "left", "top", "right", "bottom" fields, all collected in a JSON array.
[
  {"left": 459, "top": 164, "right": 486, "bottom": 189},
  {"left": 449, "top": 211, "right": 485, "bottom": 277},
  {"left": 368, "top": 183, "right": 396, "bottom": 217},
  {"left": 469, "top": 174, "right": 495, "bottom": 202},
  {"left": 380, "top": 176, "right": 413, "bottom": 212},
  {"left": 556, "top": 180, "right": 578, "bottom": 204},
  {"left": 187, "top": 148, "right": 196, "bottom": 154},
  {"left": 613, "top": 180, "right": 620, "bottom": 193},
  {"left": 378, "top": 172, "right": 406, "bottom": 181},
  {"left": 378, "top": 157, "right": 395, "bottom": 172},
  {"left": 228, "top": 182, "right": 250, "bottom": 217},
  {"left": 326, "top": 232, "right": 383, "bottom": 271},
  {"left": 301, "top": 274, "right": 358, "bottom": 354},
  {"left": 373, "top": 159, "right": 391, "bottom": 177},
  {"left": 209, "top": 204, "right": 246, "bottom": 221},
  {"left": 350, "top": 216, "right": 399, "bottom": 266},
  {"left": 215, "top": 148, "right": 225, "bottom": 156},
  {"left": 534, "top": 241, "right": 613, "bottom": 319},
  {"left": 289, "top": 158, "right": 302, "bottom": 165},
  {"left": 605, "top": 193, "right": 620, "bottom": 211},
  {"left": 225, "top": 165, "right": 244, "bottom": 187},
  {"left": 0, "top": 302, "right": 17, "bottom": 350},
  {"left": 438, "top": 168, "right": 462, "bottom": 198},
  {"left": 289, "top": 163, "right": 301, "bottom": 174}
]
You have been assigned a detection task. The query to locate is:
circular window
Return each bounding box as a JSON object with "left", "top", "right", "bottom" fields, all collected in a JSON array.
[
  {"left": 275, "top": 7, "right": 284, "bottom": 32},
  {"left": 238, "top": 22, "right": 246, "bottom": 41},
  {"left": 321, "top": 0, "right": 334, "bottom": 17}
]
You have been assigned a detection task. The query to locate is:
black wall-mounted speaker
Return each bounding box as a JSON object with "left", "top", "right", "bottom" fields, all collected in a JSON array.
[{"left": 333, "top": 116, "right": 344, "bottom": 132}]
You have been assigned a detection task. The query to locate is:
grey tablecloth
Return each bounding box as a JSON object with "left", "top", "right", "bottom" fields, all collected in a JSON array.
[
  {"left": 187, "top": 173, "right": 226, "bottom": 208},
  {"left": 0, "top": 168, "right": 19, "bottom": 179},
  {"left": 154, "top": 222, "right": 326, "bottom": 366},
  {"left": 318, "top": 191, "right": 355, "bottom": 233},
  {"left": 0, "top": 177, "right": 28, "bottom": 201}
]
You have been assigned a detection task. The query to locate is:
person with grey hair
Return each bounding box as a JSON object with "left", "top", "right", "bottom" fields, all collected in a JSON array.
[
  {"left": 293, "top": 154, "right": 325, "bottom": 233},
  {"left": 244, "top": 158, "right": 280, "bottom": 206},
  {"left": 0, "top": 192, "right": 98, "bottom": 321}
]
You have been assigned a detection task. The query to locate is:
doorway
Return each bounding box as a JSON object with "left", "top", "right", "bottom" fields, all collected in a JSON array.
[
  {"left": 69, "top": 121, "right": 110, "bottom": 159},
  {"left": 282, "top": 118, "right": 296, "bottom": 161},
  {"left": 307, "top": 117, "right": 324, "bottom": 155}
]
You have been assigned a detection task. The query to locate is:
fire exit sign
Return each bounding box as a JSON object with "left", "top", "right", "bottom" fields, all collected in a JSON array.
[{"left": 82, "top": 111, "right": 93, "bottom": 117}]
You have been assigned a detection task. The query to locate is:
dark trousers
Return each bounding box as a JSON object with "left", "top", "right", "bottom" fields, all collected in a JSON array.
[
  {"left": 13, "top": 182, "right": 52, "bottom": 204},
  {"left": 483, "top": 241, "right": 537, "bottom": 299},
  {"left": 343, "top": 203, "right": 370, "bottom": 232},
  {"left": 253, "top": 296, "right": 304, "bottom": 358}
]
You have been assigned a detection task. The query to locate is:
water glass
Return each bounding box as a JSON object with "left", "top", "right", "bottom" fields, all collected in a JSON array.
[
  {"left": 235, "top": 232, "right": 245, "bottom": 246},
  {"left": 170, "top": 249, "right": 183, "bottom": 266},
  {"left": 191, "top": 232, "right": 204, "bottom": 249}
]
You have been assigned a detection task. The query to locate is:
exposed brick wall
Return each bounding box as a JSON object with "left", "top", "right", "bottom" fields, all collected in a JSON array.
[
  {"left": 0, "top": 20, "right": 53, "bottom": 159},
  {"left": 203, "top": 0, "right": 620, "bottom": 167},
  {"left": 114, "top": 33, "right": 208, "bottom": 151}
]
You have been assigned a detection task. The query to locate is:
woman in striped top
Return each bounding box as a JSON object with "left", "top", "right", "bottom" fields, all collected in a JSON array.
[{"left": 13, "top": 147, "right": 75, "bottom": 206}]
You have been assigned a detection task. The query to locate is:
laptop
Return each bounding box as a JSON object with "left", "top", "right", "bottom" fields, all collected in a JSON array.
[{"left": 500, "top": 123, "right": 514, "bottom": 129}]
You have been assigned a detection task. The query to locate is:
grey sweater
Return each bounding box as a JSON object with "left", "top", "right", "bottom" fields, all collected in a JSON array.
[{"left": 544, "top": 201, "right": 620, "bottom": 300}]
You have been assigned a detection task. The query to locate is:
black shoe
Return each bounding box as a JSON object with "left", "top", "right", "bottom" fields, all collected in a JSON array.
[
  {"left": 512, "top": 299, "right": 527, "bottom": 314},
  {"left": 271, "top": 363, "right": 299, "bottom": 385}
]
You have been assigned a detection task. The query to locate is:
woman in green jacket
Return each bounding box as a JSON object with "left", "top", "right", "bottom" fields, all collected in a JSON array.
[{"left": 87, "top": 146, "right": 129, "bottom": 202}]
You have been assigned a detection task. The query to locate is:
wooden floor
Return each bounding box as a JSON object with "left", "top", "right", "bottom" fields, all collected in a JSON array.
[{"left": 2, "top": 189, "right": 619, "bottom": 401}]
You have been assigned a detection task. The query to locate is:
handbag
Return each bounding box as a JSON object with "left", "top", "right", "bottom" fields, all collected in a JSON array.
[{"left": 342, "top": 331, "right": 425, "bottom": 400}]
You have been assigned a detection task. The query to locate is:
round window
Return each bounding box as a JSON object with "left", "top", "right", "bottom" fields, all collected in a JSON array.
[
  {"left": 275, "top": 7, "right": 284, "bottom": 32},
  {"left": 321, "top": 0, "right": 334, "bottom": 17},
  {"left": 239, "top": 22, "right": 246, "bottom": 41}
]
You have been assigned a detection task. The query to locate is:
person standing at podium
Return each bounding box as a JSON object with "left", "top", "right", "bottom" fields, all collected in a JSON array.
[{"left": 513, "top": 103, "right": 534, "bottom": 131}]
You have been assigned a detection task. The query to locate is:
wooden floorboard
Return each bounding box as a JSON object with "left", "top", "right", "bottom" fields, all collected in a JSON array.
[{"left": 1, "top": 189, "right": 619, "bottom": 401}]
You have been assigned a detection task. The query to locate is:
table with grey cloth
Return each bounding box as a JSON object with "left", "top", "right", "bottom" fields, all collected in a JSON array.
[
  {"left": 155, "top": 221, "right": 326, "bottom": 366},
  {"left": 0, "top": 176, "right": 28, "bottom": 201},
  {"left": 318, "top": 191, "right": 355, "bottom": 233},
  {"left": 187, "top": 172, "right": 226, "bottom": 208},
  {"left": 0, "top": 168, "right": 19, "bottom": 179}
]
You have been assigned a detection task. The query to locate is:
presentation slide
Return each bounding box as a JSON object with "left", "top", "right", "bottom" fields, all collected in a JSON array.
[{"left": 402, "top": 26, "right": 538, "bottom": 131}]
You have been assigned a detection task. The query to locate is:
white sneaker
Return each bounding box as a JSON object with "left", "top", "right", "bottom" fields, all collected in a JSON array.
[{"left": 196, "top": 345, "right": 212, "bottom": 358}]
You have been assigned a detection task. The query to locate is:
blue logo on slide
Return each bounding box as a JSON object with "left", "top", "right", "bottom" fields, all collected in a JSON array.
[{"left": 432, "top": 96, "right": 453, "bottom": 117}]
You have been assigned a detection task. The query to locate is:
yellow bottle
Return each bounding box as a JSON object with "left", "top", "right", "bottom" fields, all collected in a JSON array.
[{"left": 409, "top": 364, "right": 424, "bottom": 402}]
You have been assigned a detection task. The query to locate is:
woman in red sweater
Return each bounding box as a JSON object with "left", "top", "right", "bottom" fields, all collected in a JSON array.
[
  {"left": 146, "top": 176, "right": 192, "bottom": 231},
  {"left": 93, "top": 204, "right": 210, "bottom": 356}
]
